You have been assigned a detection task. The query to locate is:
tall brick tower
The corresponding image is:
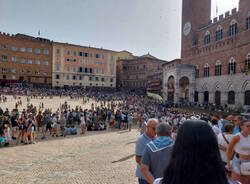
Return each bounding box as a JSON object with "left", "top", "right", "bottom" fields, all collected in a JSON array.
[{"left": 181, "top": 0, "right": 211, "bottom": 59}]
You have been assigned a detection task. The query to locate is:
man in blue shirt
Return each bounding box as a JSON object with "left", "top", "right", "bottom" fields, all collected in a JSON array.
[
  {"left": 135, "top": 118, "right": 158, "bottom": 184},
  {"left": 141, "top": 123, "right": 174, "bottom": 184}
]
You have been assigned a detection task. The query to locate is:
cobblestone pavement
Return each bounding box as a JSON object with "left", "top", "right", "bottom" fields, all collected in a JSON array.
[{"left": 0, "top": 130, "right": 139, "bottom": 184}]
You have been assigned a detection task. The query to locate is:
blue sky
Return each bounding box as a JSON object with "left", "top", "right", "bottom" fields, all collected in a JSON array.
[{"left": 0, "top": 0, "right": 239, "bottom": 60}]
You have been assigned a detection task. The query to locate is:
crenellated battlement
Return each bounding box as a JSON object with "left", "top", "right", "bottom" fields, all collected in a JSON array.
[
  {"left": 199, "top": 8, "right": 238, "bottom": 30},
  {"left": 0, "top": 31, "right": 51, "bottom": 43}
]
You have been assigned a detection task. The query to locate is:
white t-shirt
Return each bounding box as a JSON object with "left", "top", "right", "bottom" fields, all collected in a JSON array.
[
  {"left": 80, "top": 117, "right": 85, "bottom": 125},
  {"left": 212, "top": 125, "right": 221, "bottom": 136},
  {"left": 217, "top": 133, "right": 234, "bottom": 163}
]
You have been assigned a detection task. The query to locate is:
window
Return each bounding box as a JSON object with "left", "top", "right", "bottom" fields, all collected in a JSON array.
[
  {"left": 56, "top": 48, "right": 60, "bottom": 54},
  {"left": 228, "top": 91, "right": 235, "bottom": 104},
  {"left": 66, "top": 75, "right": 70, "bottom": 80},
  {"left": 67, "top": 50, "right": 70, "bottom": 55},
  {"left": 245, "top": 53, "right": 250, "bottom": 73},
  {"left": 195, "top": 65, "right": 199, "bottom": 78},
  {"left": 35, "top": 48, "right": 40, "bottom": 54},
  {"left": 56, "top": 64, "right": 60, "bottom": 71},
  {"left": 66, "top": 58, "right": 70, "bottom": 62},
  {"left": 12, "top": 56, "right": 17, "bottom": 62},
  {"left": 110, "top": 78, "right": 113, "bottom": 82},
  {"left": 101, "top": 77, "right": 104, "bottom": 82},
  {"left": 55, "top": 74, "right": 60, "bottom": 79},
  {"left": 246, "top": 12, "right": 250, "bottom": 30},
  {"left": 66, "top": 65, "right": 70, "bottom": 72},
  {"left": 215, "top": 26, "right": 223, "bottom": 41},
  {"left": 96, "top": 54, "right": 100, "bottom": 58},
  {"left": 79, "top": 76, "right": 83, "bottom": 80},
  {"left": 228, "top": 57, "right": 236, "bottom": 74},
  {"left": 85, "top": 68, "right": 88, "bottom": 73},
  {"left": 44, "top": 61, "right": 49, "bottom": 65},
  {"left": 27, "top": 48, "right": 32, "bottom": 53},
  {"left": 11, "top": 68, "right": 16, "bottom": 74},
  {"left": 20, "top": 47, "right": 26, "bottom": 52},
  {"left": 215, "top": 60, "right": 222, "bottom": 76},
  {"left": 73, "top": 59, "right": 77, "bottom": 62},
  {"left": 204, "top": 63, "right": 210, "bottom": 77},
  {"left": 20, "top": 58, "right": 25, "bottom": 64},
  {"left": 204, "top": 31, "right": 211, "bottom": 45},
  {"left": 90, "top": 68, "right": 93, "bottom": 73},
  {"left": 245, "top": 91, "right": 250, "bottom": 105},
  {"left": 95, "top": 77, "right": 99, "bottom": 81},
  {"left": 90, "top": 53, "right": 92, "bottom": 58},
  {"left": 28, "top": 59, "right": 32, "bottom": 64},
  {"left": 96, "top": 68, "right": 98, "bottom": 74},
  {"left": 12, "top": 46, "right": 17, "bottom": 51},
  {"left": 73, "top": 65, "right": 76, "bottom": 72},
  {"left": 111, "top": 55, "right": 114, "bottom": 61},
  {"left": 73, "top": 51, "right": 77, "bottom": 56},
  {"left": 72, "top": 75, "right": 76, "bottom": 80},
  {"left": 35, "top": 60, "right": 40, "bottom": 65},
  {"left": 89, "top": 76, "right": 92, "bottom": 81},
  {"left": 35, "top": 71, "right": 40, "bottom": 75},
  {"left": 79, "top": 52, "right": 83, "bottom": 56},
  {"left": 43, "top": 72, "right": 48, "bottom": 76},
  {"left": 2, "top": 55, "right": 8, "bottom": 61},
  {"left": 85, "top": 52, "right": 88, "bottom": 57},
  {"left": 102, "top": 54, "right": 104, "bottom": 59},
  {"left": 2, "top": 44, "right": 7, "bottom": 49},
  {"left": 44, "top": 49, "right": 49, "bottom": 55},
  {"left": 229, "top": 19, "right": 238, "bottom": 36},
  {"left": 85, "top": 59, "right": 88, "bottom": 64},
  {"left": 102, "top": 68, "right": 104, "bottom": 75}
]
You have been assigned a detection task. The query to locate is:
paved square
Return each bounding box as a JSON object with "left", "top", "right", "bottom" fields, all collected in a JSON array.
[{"left": 0, "top": 130, "right": 139, "bottom": 184}]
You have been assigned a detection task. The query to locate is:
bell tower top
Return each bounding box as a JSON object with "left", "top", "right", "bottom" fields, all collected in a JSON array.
[{"left": 181, "top": 0, "right": 211, "bottom": 58}]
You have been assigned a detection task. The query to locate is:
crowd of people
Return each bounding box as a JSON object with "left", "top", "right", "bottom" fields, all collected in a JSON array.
[
  {"left": 0, "top": 86, "right": 249, "bottom": 184},
  {"left": 136, "top": 115, "right": 250, "bottom": 184}
]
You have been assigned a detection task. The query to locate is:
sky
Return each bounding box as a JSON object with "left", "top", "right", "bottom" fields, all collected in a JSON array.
[{"left": 0, "top": 0, "right": 239, "bottom": 61}]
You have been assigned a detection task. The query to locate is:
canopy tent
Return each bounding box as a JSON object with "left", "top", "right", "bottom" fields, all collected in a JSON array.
[{"left": 147, "top": 92, "right": 163, "bottom": 102}]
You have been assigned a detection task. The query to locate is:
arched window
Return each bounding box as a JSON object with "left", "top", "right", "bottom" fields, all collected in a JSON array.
[
  {"left": 204, "top": 63, "right": 210, "bottom": 77},
  {"left": 204, "top": 31, "right": 211, "bottom": 45},
  {"left": 195, "top": 65, "right": 199, "bottom": 78},
  {"left": 216, "top": 25, "right": 223, "bottom": 41},
  {"left": 215, "top": 60, "right": 222, "bottom": 76},
  {"left": 245, "top": 53, "right": 250, "bottom": 73},
  {"left": 228, "top": 91, "right": 235, "bottom": 104},
  {"left": 245, "top": 90, "right": 250, "bottom": 105},
  {"left": 228, "top": 57, "right": 236, "bottom": 74},
  {"left": 246, "top": 11, "right": 250, "bottom": 30},
  {"left": 229, "top": 19, "right": 238, "bottom": 36}
]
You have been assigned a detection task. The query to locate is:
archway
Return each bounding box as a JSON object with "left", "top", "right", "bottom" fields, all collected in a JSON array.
[
  {"left": 194, "top": 91, "right": 199, "bottom": 102},
  {"left": 167, "top": 76, "right": 175, "bottom": 101},
  {"left": 215, "top": 91, "right": 221, "bottom": 106},
  {"left": 204, "top": 91, "right": 209, "bottom": 103},
  {"left": 179, "top": 76, "right": 190, "bottom": 101},
  {"left": 245, "top": 90, "right": 250, "bottom": 105}
]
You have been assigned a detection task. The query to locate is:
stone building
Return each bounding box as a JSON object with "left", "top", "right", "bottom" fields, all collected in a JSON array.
[
  {"left": 52, "top": 42, "right": 133, "bottom": 88},
  {"left": 0, "top": 32, "right": 52, "bottom": 86},
  {"left": 117, "top": 54, "right": 166, "bottom": 93},
  {"left": 163, "top": 0, "right": 250, "bottom": 109},
  {"left": 146, "top": 69, "right": 163, "bottom": 96}
]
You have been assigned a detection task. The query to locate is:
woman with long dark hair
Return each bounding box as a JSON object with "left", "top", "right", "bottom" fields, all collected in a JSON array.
[{"left": 154, "top": 120, "right": 239, "bottom": 184}]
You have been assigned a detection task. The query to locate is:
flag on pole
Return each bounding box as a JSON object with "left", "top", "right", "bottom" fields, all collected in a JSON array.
[{"left": 38, "top": 30, "right": 40, "bottom": 36}]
